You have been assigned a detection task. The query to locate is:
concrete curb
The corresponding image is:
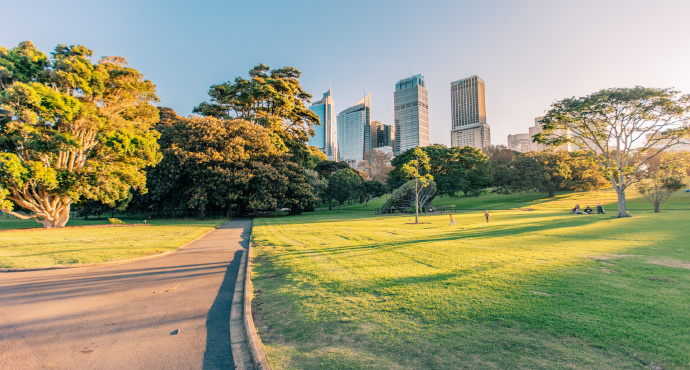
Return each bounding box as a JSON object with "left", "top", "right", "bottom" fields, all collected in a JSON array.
[
  {"left": 0, "top": 223, "right": 223, "bottom": 273},
  {"left": 243, "top": 241, "right": 271, "bottom": 370},
  {"left": 230, "top": 248, "right": 253, "bottom": 368}
]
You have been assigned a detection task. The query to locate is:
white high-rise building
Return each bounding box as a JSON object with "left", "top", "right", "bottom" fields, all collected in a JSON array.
[
  {"left": 450, "top": 75, "right": 491, "bottom": 149},
  {"left": 337, "top": 94, "right": 371, "bottom": 166},
  {"left": 394, "top": 74, "right": 429, "bottom": 156},
  {"left": 308, "top": 89, "right": 337, "bottom": 160},
  {"left": 529, "top": 116, "right": 573, "bottom": 152},
  {"left": 507, "top": 133, "right": 531, "bottom": 153}
]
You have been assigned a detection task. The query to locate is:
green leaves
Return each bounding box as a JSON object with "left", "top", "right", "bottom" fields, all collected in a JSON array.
[{"left": 0, "top": 41, "right": 160, "bottom": 227}]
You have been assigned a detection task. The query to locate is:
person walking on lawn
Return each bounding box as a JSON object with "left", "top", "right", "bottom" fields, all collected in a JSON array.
[{"left": 484, "top": 210, "right": 490, "bottom": 223}]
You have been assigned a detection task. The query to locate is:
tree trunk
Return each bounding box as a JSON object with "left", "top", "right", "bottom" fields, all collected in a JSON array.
[
  {"left": 329, "top": 197, "right": 333, "bottom": 210},
  {"left": 415, "top": 180, "right": 419, "bottom": 224},
  {"left": 548, "top": 190, "right": 555, "bottom": 197},
  {"left": 615, "top": 187, "right": 630, "bottom": 217},
  {"left": 654, "top": 201, "right": 660, "bottom": 213},
  {"left": 338, "top": 202, "right": 342, "bottom": 213}
]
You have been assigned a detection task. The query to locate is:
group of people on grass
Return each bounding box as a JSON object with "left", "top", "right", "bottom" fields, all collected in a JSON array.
[{"left": 571, "top": 204, "right": 605, "bottom": 214}]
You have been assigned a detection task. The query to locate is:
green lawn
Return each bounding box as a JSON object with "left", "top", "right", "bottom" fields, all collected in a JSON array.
[
  {"left": 0, "top": 218, "right": 224, "bottom": 269},
  {"left": 251, "top": 188, "right": 690, "bottom": 369}
]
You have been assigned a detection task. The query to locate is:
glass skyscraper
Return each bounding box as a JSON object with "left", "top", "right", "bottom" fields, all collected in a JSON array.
[
  {"left": 394, "top": 74, "right": 429, "bottom": 156},
  {"left": 450, "top": 75, "right": 491, "bottom": 149},
  {"left": 308, "top": 89, "right": 337, "bottom": 160},
  {"left": 336, "top": 93, "right": 371, "bottom": 166}
]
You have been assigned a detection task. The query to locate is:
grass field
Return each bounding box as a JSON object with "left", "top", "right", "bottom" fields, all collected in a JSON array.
[
  {"left": 0, "top": 218, "right": 224, "bottom": 269},
  {"left": 251, "top": 188, "right": 690, "bottom": 369}
]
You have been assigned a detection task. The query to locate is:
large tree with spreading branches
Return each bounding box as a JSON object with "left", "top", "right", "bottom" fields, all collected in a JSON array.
[
  {"left": 536, "top": 87, "right": 690, "bottom": 217},
  {"left": 0, "top": 41, "right": 160, "bottom": 227}
]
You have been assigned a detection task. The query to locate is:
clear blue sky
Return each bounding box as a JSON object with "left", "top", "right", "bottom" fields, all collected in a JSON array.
[{"left": 2, "top": 0, "right": 689, "bottom": 146}]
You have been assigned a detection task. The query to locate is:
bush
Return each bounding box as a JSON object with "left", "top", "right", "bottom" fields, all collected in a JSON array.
[{"left": 108, "top": 218, "right": 125, "bottom": 225}]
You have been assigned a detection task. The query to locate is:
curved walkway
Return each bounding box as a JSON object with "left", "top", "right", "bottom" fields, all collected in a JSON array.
[{"left": 0, "top": 219, "right": 252, "bottom": 369}]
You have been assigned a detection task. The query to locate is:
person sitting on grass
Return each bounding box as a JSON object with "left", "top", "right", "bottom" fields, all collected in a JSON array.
[
  {"left": 596, "top": 204, "right": 605, "bottom": 214},
  {"left": 584, "top": 206, "right": 594, "bottom": 214},
  {"left": 571, "top": 204, "right": 582, "bottom": 214}
]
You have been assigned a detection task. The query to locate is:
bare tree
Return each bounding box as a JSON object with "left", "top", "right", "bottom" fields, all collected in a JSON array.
[{"left": 357, "top": 150, "right": 394, "bottom": 182}]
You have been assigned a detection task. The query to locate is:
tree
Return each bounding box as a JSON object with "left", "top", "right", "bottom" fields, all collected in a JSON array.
[
  {"left": 143, "top": 113, "right": 316, "bottom": 216},
  {"left": 362, "top": 180, "right": 386, "bottom": 206},
  {"left": 357, "top": 149, "right": 393, "bottom": 182},
  {"left": 636, "top": 151, "right": 689, "bottom": 212},
  {"left": 326, "top": 168, "right": 363, "bottom": 213},
  {"left": 381, "top": 179, "right": 437, "bottom": 214},
  {"left": 0, "top": 42, "right": 160, "bottom": 228},
  {"left": 193, "top": 64, "right": 320, "bottom": 154},
  {"left": 493, "top": 151, "right": 608, "bottom": 197},
  {"left": 400, "top": 147, "right": 433, "bottom": 224},
  {"left": 314, "top": 160, "right": 350, "bottom": 210},
  {"left": 389, "top": 145, "right": 490, "bottom": 198},
  {"left": 536, "top": 87, "right": 690, "bottom": 217}
]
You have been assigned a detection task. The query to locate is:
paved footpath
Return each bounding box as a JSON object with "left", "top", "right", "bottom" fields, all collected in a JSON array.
[{"left": 0, "top": 219, "right": 252, "bottom": 369}]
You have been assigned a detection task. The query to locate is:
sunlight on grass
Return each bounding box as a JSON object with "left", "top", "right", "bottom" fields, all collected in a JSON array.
[
  {"left": 252, "top": 190, "right": 690, "bottom": 369},
  {"left": 0, "top": 220, "right": 224, "bottom": 268}
]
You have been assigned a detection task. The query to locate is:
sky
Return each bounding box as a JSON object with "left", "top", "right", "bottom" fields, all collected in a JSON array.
[{"left": 2, "top": 0, "right": 690, "bottom": 146}]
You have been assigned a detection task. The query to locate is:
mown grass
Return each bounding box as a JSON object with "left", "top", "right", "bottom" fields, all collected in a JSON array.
[
  {"left": 0, "top": 219, "right": 224, "bottom": 269},
  {"left": 251, "top": 188, "right": 690, "bottom": 369}
]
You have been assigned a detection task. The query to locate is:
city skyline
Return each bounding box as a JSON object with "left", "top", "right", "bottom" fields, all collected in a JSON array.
[
  {"left": 394, "top": 74, "right": 429, "bottom": 155},
  {"left": 1, "top": 1, "right": 689, "bottom": 147}
]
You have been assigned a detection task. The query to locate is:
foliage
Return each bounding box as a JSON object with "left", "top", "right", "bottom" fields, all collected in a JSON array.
[
  {"left": 399, "top": 147, "right": 433, "bottom": 223},
  {"left": 357, "top": 149, "right": 394, "bottom": 182},
  {"left": 0, "top": 41, "right": 161, "bottom": 228},
  {"left": 362, "top": 179, "right": 386, "bottom": 206},
  {"left": 142, "top": 113, "right": 317, "bottom": 216},
  {"left": 325, "top": 168, "right": 364, "bottom": 212},
  {"left": 304, "top": 169, "right": 328, "bottom": 205},
  {"left": 381, "top": 179, "right": 437, "bottom": 213},
  {"left": 314, "top": 160, "right": 350, "bottom": 209},
  {"left": 636, "top": 151, "right": 689, "bottom": 212},
  {"left": 536, "top": 86, "right": 690, "bottom": 217},
  {"left": 493, "top": 151, "right": 608, "bottom": 197},
  {"left": 108, "top": 217, "right": 124, "bottom": 224},
  {"left": 193, "top": 64, "right": 320, "bottom": 165},
  {"left": 389, "top": 145, "right": 491, "bottom": 197}
]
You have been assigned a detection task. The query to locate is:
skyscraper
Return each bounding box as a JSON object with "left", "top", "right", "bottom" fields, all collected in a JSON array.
[
  {"left": 336, "top": 94, "right": 371, "bottom": 166},
  {"left": 394, "top": 74, "right": 429, "bottom": 156},
  {"left": 376, "top": 122, "right": 395, "bottom": 150},
  {"left": 308, "top": 89, "right": 337, "bottom": 160},
  {"left": 450, "top": 75, "right": 491, "bottom": 149}
]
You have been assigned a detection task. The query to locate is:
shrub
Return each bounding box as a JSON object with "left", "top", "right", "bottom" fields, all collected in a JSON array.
[{"left": 108, "top": 218, "right": 125, "bottom": 225}]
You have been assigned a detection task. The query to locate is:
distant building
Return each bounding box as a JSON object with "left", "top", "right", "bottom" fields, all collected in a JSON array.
[
  {"left": 337, "top": 94, "right": 371, "bottom": 166},
  {"left": 308, "top": 89, "right": 337, "bottom": 160},
  {"left": 450, "top": 75, "right": 490, "bottom": 149},
  {"left": 507, "top": 133, "right": 530, "bottom": 153},
  {"left": 394, "top": 74, "right": 429, "bottom": 155},
  {"left": 529, "top": 116, "right": 573, "bottom": 152},
  {"left": 376, "top": 122, "right": 395, "bottom": 151}
]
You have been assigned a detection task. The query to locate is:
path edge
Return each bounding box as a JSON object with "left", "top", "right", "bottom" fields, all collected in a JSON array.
[{"left": 243, "top": 240, "right": 272, "bottom": 370}]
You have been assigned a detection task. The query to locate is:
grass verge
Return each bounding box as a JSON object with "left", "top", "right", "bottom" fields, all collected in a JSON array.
[
  {"left": 0, "top": 219, "right": 224, "bottom": 269},
  {"left": 251, "top": 188, "right": 690, "bottom": 369}
]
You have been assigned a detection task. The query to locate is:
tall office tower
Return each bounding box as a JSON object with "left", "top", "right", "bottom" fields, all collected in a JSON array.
[
  {"left": 336, "top": 94, "right": 371, "bottom": 166},
  {"left": 394, "top": 74, "right": 429, "bottom": 156},
  {"left": 450, "top": 75, "right": 491, "bottom": 149},
  {"left": 370, "top": 120, "right": 380, "bottom": 152},
  {"left": 308, "top": 89, "right": 338, "bottom": 160},
  {"left": 376, "top": 122, "right": 395, "bottom": 150}
]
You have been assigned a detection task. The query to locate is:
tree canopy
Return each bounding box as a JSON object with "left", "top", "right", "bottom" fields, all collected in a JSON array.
[
  {"left": 143, "top": 112, "right": 317, "bottom": 216},
  {"left": 193, "top": 64, "right": 320, "bottom": 151},
  {"left": 536, "top": 86, "right": 690, "bottom": 216},
  {"left": 389, "top": 145, "right": 491, "bottom": 197},
  {"left": 0, "top": 41, "right": 160, "bottom": 227}
]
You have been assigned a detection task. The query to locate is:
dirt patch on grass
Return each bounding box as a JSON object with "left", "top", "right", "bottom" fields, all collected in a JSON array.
[{"left": 648, "top": 259, "right": 690, "bottom": 269}]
